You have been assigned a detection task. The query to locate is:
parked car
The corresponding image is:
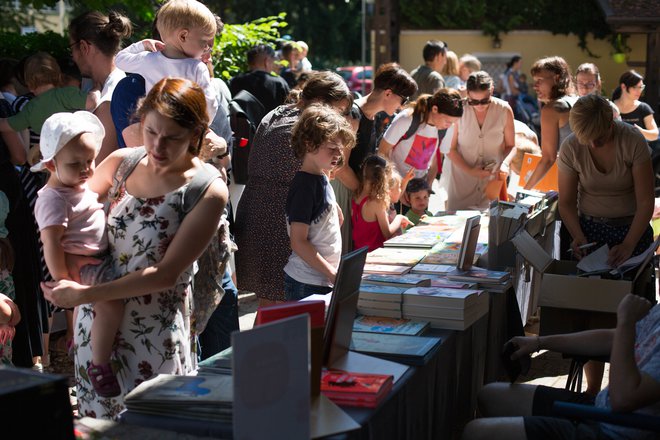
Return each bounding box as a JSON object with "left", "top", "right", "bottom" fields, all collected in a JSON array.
[{"left": 336, "top": 66, "right": 373, "bottom": 94}]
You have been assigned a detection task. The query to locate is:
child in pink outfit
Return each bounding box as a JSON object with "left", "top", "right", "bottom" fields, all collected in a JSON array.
[{"left": 32, "top": 111, "right": 119, "bottom": 397}]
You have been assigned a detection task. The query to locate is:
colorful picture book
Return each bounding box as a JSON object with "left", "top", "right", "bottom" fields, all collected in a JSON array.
[
  {"left": 320, "top": 370, "right": 393, "bottom": 408},
  {"left": 410, "top": 263, "right": 455, "bottom": 275},
  {"left": 365, "top": 247, "right": 428, "bottom": 266},
  {"left": 350, "top": 332, "right": 442, "bottom": 366},
  {"left": 361, "top": 274, "right": 432, "bottom": 288},
  {"left": 352, "top": 314, "right": 429, "bottom": 336},
  {"left": 383, "top": 229, "right": 449, "bottom": 248},
  {"left": 362, "top": 263, "right": 411, "bottom": 275},
  {"left": 358, "top": 284, "right": 406, "bottom": 301}
]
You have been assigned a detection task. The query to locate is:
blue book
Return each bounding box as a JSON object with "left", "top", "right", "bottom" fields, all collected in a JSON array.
[{"left": 349, "top": 332, "right": 442, "bottom": 366}]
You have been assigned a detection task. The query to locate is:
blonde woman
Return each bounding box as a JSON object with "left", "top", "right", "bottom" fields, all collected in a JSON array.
[
  {"left": 442, "top": 50, "right": 461, "bottom": 90},
  {"left": 447, "top": 71, "right": 514, "bottom": 211}
]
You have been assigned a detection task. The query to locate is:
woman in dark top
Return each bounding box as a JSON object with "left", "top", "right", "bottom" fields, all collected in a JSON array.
[
  {"left": 234, "top": 71, "right": 353, "bottom": 306},
  {"left": 612, "top": 70, "right": 659, "bottom": 145},
  {"left": 0, "top": 97, "right": 48, "bottom": 368},
  {"left": 332, "top": 63, "right": 417, "bottom": 254}
]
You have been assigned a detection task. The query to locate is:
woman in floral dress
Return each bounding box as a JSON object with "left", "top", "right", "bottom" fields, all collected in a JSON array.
[{"left": 42, "top": 78, "right": 228, "bottom": 419}]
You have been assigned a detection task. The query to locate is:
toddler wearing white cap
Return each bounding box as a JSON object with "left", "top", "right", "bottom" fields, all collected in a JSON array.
[{"left": 33, "top": 111, "right": 122, "bottom": 397}]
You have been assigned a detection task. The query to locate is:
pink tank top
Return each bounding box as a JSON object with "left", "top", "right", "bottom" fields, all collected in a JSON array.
[{"left": 351, "top": 196, "right": 386, "bottom": 252}]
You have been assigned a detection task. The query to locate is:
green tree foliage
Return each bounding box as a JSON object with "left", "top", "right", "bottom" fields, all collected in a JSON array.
[
  {"left": 401, "top": 0, "right": 612, "bottom": 56},
  {"left": 213, "top": 13, "right": 288, "bottom": 80},
  {"left": 0, "top": 30, "right": 69, "bottom": 59}
]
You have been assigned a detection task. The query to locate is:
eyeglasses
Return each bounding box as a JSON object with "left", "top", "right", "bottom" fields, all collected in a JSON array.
[
  {"left": 466, "top": 96, "right": 491, "bottom": 106},
  {"left": 67, "top": 40, "right": 81, "bottom": 54},
  {"left": 630, "top": 84, "right": 646, "bottom": 91},
  {"left": 577, "top": 82, "right": 596, "bottom": 90}
]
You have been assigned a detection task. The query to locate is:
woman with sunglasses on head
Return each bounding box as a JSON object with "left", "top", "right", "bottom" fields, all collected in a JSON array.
[
  {"left": 378, "top": 88, "right": 463, "bottom": 207},
  {"left": 331, "top": 62, "right": 417, "bottom": 253},
  {"left": 446, "top": 71, "right": 514, "bottom": 211},
  {"left": 523, "top": 56, "right": 577, "bottom": 190},
  {"left": 612, "top": 70, "right": 659, "bottom": 144}
]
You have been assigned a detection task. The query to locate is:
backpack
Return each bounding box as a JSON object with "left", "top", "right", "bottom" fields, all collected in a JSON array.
[
  {"left": 109, "top": 147, "right": 224, "bottom": 334},
  {"left": 228, "top": 89, "right": 266, "bottom": 185},
  {"left": 373, "top": 109, "right": 422, "bottom": 153}
]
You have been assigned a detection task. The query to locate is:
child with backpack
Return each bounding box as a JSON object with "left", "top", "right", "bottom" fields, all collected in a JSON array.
[
  {"left": 283, "top": 104, "right": 355, "bottom": 301},
  {"left": 31, "top": 112, "right": 119, "bottom": 397},
  {"left": 378, "top": 89, "right": 463, "bottom": 206},
  {"left": 352, "top": 155, "right": 412, "bottom": 252}
]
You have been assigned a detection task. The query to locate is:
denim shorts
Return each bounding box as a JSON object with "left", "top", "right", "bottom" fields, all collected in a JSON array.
[{"left": 284, "top": 273, "right": 332, "bottom": 301}]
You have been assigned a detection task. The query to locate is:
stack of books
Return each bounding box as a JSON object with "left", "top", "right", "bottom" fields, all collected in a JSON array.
[
  {"left": 352, "top": 314, "right": 429, "bottom": 336},
  {"left": 198, "top": 346, "right": 233, "bottom": 375},
  {"left": 383, "top": 228, "right": 449, "bottom": 248},
  {"left": 365, "top": 247, "right": 428, "bottom": 267},
  {"left": 446, "top": 266, "right": 512, "bottom": 292},
  {"left": 402, "top": 287, "right": 489, "bottom": 330},
  {"left": 320, "top": 370, "right": 393, "bottom": 408},
  {"left": 357, "top": 284, "right": 406, "bottom": 318},
  {"left": 124, "top": 374, "right": 233, "bottom": 422},
  {"left": 362, "top": 263, "right": 411, "bottom": 275},
  {"left": 419, "top": 241, "right": 488, "bottom": 266}
]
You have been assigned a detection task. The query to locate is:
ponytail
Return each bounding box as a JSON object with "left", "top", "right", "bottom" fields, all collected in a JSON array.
[
  {"left": 611, "top": 86, "right": 622, "bottom": 101},
  {"left": 411, "top": 88, "right": 463, "bottom": 124}
]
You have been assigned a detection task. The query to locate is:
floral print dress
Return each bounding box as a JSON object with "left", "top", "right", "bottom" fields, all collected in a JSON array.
[{"left": 74, "top": 179, "right": 196, "bottom": 419}]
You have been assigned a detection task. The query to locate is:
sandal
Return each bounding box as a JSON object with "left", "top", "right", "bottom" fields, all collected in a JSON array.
[{"left": 87, "top": 362, "right": 121, "bottom": 398}]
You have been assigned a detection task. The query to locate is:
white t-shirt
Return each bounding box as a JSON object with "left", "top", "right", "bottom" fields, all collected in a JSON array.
[
  {"left": 115, "top": 41, "right": 218, "bottom": 120},
  {"left": 383, "top": 110, "right": 440, "bottom": 178}
]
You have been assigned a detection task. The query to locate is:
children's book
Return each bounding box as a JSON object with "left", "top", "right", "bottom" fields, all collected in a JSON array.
[
  {"left": 446, "top": 267, "right": 511, "bottom": 283},
  {"left": 361, "top": 274, "right": 432, "bottom": 288},
  {"left": 320, "top": 370, "right": 393, "bottom": 408},
  {"left": 365, "top": 247, "right": 428, "bottom": 266},
  {"left": 352, "top": 314, "right": 429, "bottom": 336},
  {"left": 197, "top": 346, "right": 233, "bottom": 375},
  {"left": 349, "top": 332, "right": 442, "bottom": 366},
  {"left": 383, "top": 229, "right": 448, "bottom": 248},
  {"left": 403, "top": 286, "right": 483, "bottom": 308},
  {"left": 410, "top": 263, "right": 455, "bottom": 275},
  {"left": 358, "top": 284, "right": 406, "bottom": 301},
  {"left": 362, "top": 263, "right": 411, "bottom": 275}
]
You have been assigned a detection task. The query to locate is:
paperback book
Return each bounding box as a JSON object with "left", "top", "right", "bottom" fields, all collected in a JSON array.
[
  {"left": 352, "top": 314, "right": 429, "bottom": 336},
  {"left": 350, "top": 332, "right": 442, "bottom": 366},
  {"left": 361, "top": 274, "right": 432, "bottom": 288},
  {"left": 362, "top": 263, "right": 411, "bottom": 275},
  {"left": 365, "top": 247, "right": 428, "bottom": 266},
  {"left": 403, "top": 286, "right": 484, "bottom": 308},
  {"left": 410, "top": 263, "right": 455, "bottom": 275},
  {"left": 197, "top": 346, "right": 233, "bottom": 375},
  {"left": 383, "top": 229, "right": 449, "bottom": 248},
  {"left": 446, "top": 267, "right": 511, "bottom": 284},
  {"left": 358, "top": 284, "right": 406, "bottom": 301},
  {"left": 320, "top": 370, "right": 393, "bottom": 408}
]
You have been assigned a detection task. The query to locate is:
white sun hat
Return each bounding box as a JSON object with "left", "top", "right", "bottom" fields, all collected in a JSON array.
[{"left": 30, "top": 111, "right": 105, "bottom": 172}]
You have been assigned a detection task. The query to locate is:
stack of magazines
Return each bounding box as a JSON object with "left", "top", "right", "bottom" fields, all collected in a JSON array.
[{"left": 124, "top": 374, "right": 233, "bottom": 422}]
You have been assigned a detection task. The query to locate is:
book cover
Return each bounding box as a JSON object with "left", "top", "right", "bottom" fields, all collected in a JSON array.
[
  {"left": 362, "top": 263, "right": 411, "bottom": 275},
  {"left": 383, "top": 229, "right": 448, "bottom": 248},
  {"left": 197, "top": 346, "right": 233, "bottom": 375},
  {"left": 233, "top": 314, "right": 310, "bottom": 440},
  {"left": 519, "top": 153, "right": 558, "bottom": 192},
  {"left": 124, "top": 374, "right": 233, "bottom": 406},
  {"left": 456, "top": 215, "right": 481, "bottom": 271},
  {"left": 410, "top": 263, "right": 455, "bottom": 275},
  {"left": 365, "top": 247, "right": 428, "bottom": 266},
  {"left": 428, "top": 278, "right": 477, "bottom": 289},
  {"left": 361, "top": 273, "right": 432, "bottom": 288},
  {"left": 447, "top": 267, "right": 511, "bottom": 283},
  {"left": 358, "top": 284, "right": 406, "bottom": 301},
  {"left": 352, "top": 314, "right": 429, "bottom": 336},
  {"left": 349, "top": 332, "right": 442, "bottom": 366},
  {"left": 320, "top": 370, "right": 393, "bottom": 407},
  {"left": 403, "top": 286, "right": 482, "bottom": 308}
]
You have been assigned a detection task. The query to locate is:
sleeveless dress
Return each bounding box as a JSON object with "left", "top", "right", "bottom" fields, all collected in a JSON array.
[
  {"left": 74, "top": 176, "right": 195, "bottom": 419},
  {"left": 234, "top": 105, "right": 302, "bottom": 302},
  {"left": 448, "top": 97, "right": 510, "bottom": 211},
  {"left": 351, "top": 197, "right": 386, "bottom": 252}
]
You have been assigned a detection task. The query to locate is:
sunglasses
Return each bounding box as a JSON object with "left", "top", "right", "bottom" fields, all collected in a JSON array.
[
  {"left": 466, "top": 96, "right": 491, "bottom": 106},
  {"left": 393, "top": 92, "right": 409, "bottom": 106}
]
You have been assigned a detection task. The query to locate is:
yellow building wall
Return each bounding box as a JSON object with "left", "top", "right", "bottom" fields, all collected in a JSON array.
[{"left": 399, "top": 30, "right": 647, "bottom": 96}]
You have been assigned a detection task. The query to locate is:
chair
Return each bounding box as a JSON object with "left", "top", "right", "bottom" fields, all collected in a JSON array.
[{"left": 552, "top": 401, "right": 660, "bottom": 432}]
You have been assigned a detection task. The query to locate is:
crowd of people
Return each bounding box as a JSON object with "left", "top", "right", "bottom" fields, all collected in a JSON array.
[{"left": 0, "top": 0, "right": 658, "bottom": 436}]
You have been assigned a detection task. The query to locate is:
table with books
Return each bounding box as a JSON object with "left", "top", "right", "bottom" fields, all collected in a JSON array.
[{"left": 355, "top": 211, "right": 519, "bottom": 430}]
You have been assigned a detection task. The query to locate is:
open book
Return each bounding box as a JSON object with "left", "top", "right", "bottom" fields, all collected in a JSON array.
[{"left": 576, "top": 237, "right": 660, "bottom": 277}]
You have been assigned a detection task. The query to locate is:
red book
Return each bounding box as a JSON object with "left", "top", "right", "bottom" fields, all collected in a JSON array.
[{"left": 320, "top": 370, "right": 393, "bottom": 408}]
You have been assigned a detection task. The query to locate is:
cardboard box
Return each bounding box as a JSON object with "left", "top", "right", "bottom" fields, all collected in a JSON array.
[{"left": 511, "top": 230, "right": 651, "bottom": 314}]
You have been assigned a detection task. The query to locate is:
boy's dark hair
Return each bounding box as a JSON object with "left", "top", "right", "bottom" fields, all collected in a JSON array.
[
  {"left": 405, "top": 177, "right": 434, "bottom": 195},
  {"left": 291, "top": 103, "right": 355, "bottom": 160},
  {"left": 247, "top": 44, "right": 275, "bottom": 66},
  {"left": 422, "top": 40, "right": 447, "bottom": 62},
  {"left": 374, "top": 62, "right": 417, "bottom": 100}
]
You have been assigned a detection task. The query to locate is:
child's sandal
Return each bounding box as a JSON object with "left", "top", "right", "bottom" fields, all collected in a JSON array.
[{"left": 87, "top": 362, "right": 120, "bottom": 398}]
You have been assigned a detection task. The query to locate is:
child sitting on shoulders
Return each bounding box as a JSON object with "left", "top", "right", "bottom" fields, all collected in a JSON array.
[
  {"left": 352, "top": 155, "right": 412, "bottom": 252},
  {"left": 0, "top": 52, "right": 99, "bottom": 164},
  {"left": 32, "top": 112, "right": 119, "bottom": 397},
  {"left": 0, "top": 191, "right": 20, "bottom": 366},
  {"left": 284, "top": 104, "right": 356, "bottom": 301},
  {"left": 115, "top": 0, "right": 218, "bottom": 122},
  {"left": 404, "top": 177, "right": 434, "bottom": 228}
]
